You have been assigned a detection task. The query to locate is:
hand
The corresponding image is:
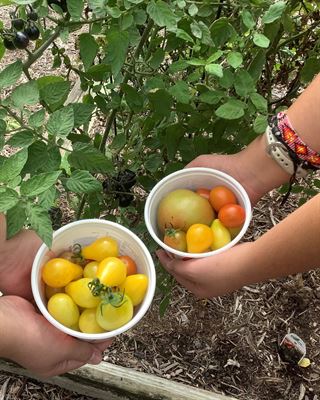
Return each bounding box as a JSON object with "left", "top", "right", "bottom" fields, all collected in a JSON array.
[
  {"left": 0, "top": 296, "right": 112, "bottom": 378},
  {"left": 0, "top": 214, "right": 42, "bottom": 300},
  {"left": 156, "top": 243, "right": 252, "bottom": 298}
]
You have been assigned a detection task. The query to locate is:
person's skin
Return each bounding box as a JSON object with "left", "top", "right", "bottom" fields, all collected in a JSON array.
[
  {"left": 0, "top": 215, "right": 112, "bottom": 377},
  {"left": 157, "top": 73, "right": 320, "bottom": 298}
]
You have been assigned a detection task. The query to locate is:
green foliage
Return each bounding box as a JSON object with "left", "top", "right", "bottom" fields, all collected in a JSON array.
[{"left": 0, "top": 0, "right": 319, "bottom": 305}]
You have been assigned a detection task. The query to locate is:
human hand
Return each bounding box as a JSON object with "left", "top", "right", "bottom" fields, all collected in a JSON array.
[
  {"left": 0, "top": 295, "right": 112, "bottom": 378},
  {"left": 156, "top": 243, "right": 252, "bottom": 299},
  {"left": 0, "top": 214, "right": 42, "bottom": 300}
]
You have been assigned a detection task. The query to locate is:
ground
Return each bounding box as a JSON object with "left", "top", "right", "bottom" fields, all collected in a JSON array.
[{"left": 0, "top": 6, "right": 320, "bottom": 400}]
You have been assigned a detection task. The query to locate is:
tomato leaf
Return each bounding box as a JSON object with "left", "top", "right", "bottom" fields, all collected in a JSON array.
[
  {"left": 65, "top": 170, "right": 102, "bottom": 193},
  {"left": 20, "top": 171, "right": 61, "bottom": 197},
  {"left": 6, "top": 202, "right": 26, "bottom": 239},
  {"left": 26, "top": 204, "right": 53, "bottom": 248}
]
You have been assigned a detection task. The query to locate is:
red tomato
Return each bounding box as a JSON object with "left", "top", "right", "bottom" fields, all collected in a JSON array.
[
  {"left": 209, "top": 186, "right": 237, "bottom": 211},
  {"left": 218, "top": 204, "right": 245, "bottom": 228},
  {"left": 118, "top": 255, "right": 137, "bottom": 276},
  {"left": 196, "top": 188, "right": 210, "bottom": 200}
]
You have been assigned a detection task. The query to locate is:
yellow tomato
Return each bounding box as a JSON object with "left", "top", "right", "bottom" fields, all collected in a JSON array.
[
  {"left": 211, "top": 219, "right": 231, "bottom": 250},
  {"left": 81, "top": 237, "right": 119, "bottom": 261},
  {"left": 83, "top": 261, "right": 99, "bottom": 279},
  {"left": 42, "top": 258, "right": 83, "bottom": 288},
  {"left": 79, "top": 308, "right": 105, "bottom": 334},
  {"left": 96, "top": 294, "right": 133, "bottom": 331},
  {"left": 47, "top": 293, "right": 80, "bottom": 328},
  {"left": 65, "top": 278, "right": 101, "bottom": 309},
  {"left": 186, "top": 224, "right": 213, "bottom": 253},
  {"left": 119, "top": 274, "right": 148, "bottom": 306},
  {"left": 97, "top": 257, "right": 127, "bottom": 287}
]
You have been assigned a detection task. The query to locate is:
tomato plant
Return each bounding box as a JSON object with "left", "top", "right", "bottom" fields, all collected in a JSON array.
[{"left": 218, "top": 204, "right": 246, "bottom": 228}]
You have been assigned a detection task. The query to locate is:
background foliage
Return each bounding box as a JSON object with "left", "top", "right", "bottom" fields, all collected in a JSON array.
[{"left": 0, "top": 0, "right": 320, "bottom": 306}]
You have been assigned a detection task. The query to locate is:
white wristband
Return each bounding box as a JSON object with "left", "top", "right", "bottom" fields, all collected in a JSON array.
[{"left": 265, "top": 126, "right": 307, "bottom": 178}]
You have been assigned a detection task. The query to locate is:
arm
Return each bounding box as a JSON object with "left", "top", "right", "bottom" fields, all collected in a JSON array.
[
  {"left": 188, "top": 74, "right": 320, "bottom": 205},
  {"left": 157, "top": 194, "right": 320, "bottom": 298}
]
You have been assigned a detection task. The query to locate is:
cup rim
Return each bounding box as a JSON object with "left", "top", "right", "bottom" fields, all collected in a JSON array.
[
  {"left": 31, "top": 218, "right": 156, "bottom": 340},
  {"left": 144, "top": 167, "right": 252, "bottom": 259}
]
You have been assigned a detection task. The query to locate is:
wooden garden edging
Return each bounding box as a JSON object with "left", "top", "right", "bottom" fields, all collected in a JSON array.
[{"left": 0, "top": 359, "right": 237, "bottom": 400}]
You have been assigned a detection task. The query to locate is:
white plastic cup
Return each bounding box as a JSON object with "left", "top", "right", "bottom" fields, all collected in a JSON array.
[
  {"left": 31, "top": 219, "right": 156, "bottom": 341},
  {"left": 144, "top": 167, "right": 252, "bottom": 259}
]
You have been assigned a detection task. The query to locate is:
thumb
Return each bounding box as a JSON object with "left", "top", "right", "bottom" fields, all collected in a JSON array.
[{"left": 63, "top": 338, "right": 103, "bottom": 365}]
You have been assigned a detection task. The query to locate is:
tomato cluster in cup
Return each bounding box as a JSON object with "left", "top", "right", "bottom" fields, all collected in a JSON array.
[
  {"left": 159, "top": 185, "right": 246, "bottom": 254},
  {"left": 41, "top": 236, "right": 148, "bottom": 334}
]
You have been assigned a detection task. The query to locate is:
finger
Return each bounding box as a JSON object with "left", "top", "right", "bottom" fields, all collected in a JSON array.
[
  {"left": 44, "top": 356, "right": 101, "bottom": 378},
  {"left": 156, "top": 250, "right": 192, "bottom": 278},
  {"left": 0, "top": 213, "right": 7, "bottom": 243},
  {"left": 185, "top": 156, "right": 211, "bottom": 169},
  {"left": 63, "top": 337, "right": 101, "bottom": 364},
  {"left": 94, "top": 339, "right": 113, "bottom": 353}
]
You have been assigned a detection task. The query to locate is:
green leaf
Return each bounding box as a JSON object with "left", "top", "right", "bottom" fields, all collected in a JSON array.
[
  {"left": 26, "top": 204, "right": 53, "bottom": 248},
  {"left": 0, "top": 60, "right": 23, "bottom": 89},
  {"left": 176, "top": 29, "right": 194, "bottom": 43},
  {"left": 262, "top": 1, "right": 286, "bottom": 24},
  {"left": 168, "top": 81, "right": 191, "bottom": 104},
  {"left": 0, "top": 148, "right": 28, "bottom": 183},
  {"left": 20, "top": 171, "right": 61, "bottom": 197},
  {"left": 147, "top": 0, "right": 178, "bottom": 30},
  {"left": 47, "top": 106, "right": 74, "bottom": 137},
  {"left": 301, "top": 57, "right": 320, "bottom": 84},
  {"left": 248, "top": 49, "right": 266, "bottom": 82},
  {"left": 87, "top": 0, "right": 106, "bottom": 17},
  {"left": 104, "top": 30, "right": 129, "bottom": 77},
  {"left": 122, "top": 84, "right": 144, "bottom": 112},
  {"left": 149, "top": 48, "right": 165, "bottom": 69},
  {"left": 29, "top": 109, "right": 46, "bottom": 128},
  {"left": 65, "top": 170, "right": 102, "bottom": 193},
  {"left": 0, "top": 188, "right": 19, "bottom": 213},
  {"left": 7, "top": 130, "right": 34, "bottom": 148},
  {"left": 253, "top": 114, "right": 268, "bottom": 133},
  {"left": 210, "top": 18, "right": 235, "bottom": 47},
  {"left": 215, "top": 100, "right": 245, "bottom": 120},
  {"left": 38, "top": 186, "right": 57, "bottom": 209},
  {"left": 79, "top": 33, "right": 99, "bottom": 71},
  {"left": 11, "top": 81, "right": 39, "bottom": 109},
  {"left": 205, "top": 64, "right": 223, "bottom": 78},
  {"left": 227, "top": 52, "right": 243, "bottom": 69},
  {"left": 72, "top": 103, "right": 95, "bottom": 127},
  {"left": 68, "top": 143, "right": 113, "bottom": 173},
  {"left": 253, "top": 33, "right": 270, "bottom": 48},
  {"left": 198, "top": 90, "right": 223, "bottom": 105},
  {"left": 234, "top": 70, "right": 255, "bottom": 97},
  {"left": 106, "top": 6, "right": 121, "bottom": 18},
  {"left": 188, "top": 3, "right": 198, "bottom": 16},
  {"left": 190, "top": 22, "right": 202, "bottom": 39},
  {"left": 144, "top": 154, "right": 163, "bottom": 172},
  {"left": 6, "top": 202, "right": 26, "bottom": 238},
  {"left": 40, "top": 81, "right": 71, "bottom": 110},
  {"left": 241, "top": 10, "right": 255, "bottom": 30},
  {"left": 67, "top": 0, "right": 84, "bottom": 20},
  {"left": 250, "top": 92, "right": 268, "bottom": 112},
  {"left": 148, "top": 89, "right": 173, "bottom": 118}
]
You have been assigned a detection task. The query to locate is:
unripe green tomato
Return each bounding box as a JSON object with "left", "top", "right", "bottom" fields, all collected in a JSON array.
[{"left": 210, "top": 219, "right": 231, "bottom": 250}]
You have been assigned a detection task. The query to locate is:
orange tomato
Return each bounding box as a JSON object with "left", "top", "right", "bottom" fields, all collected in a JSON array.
[
  {"left": 186, "top": 223, "right": 213, "bottom": 253},
  {"left": 196, "top": 188, "right": 210, "bottom": 200},
  {"left": 118, "top": 255, "right": 137, "bottom": 276},
  {"left": 209, "top": 185, "right": 237, "bottom": 211},
  {"left": 163, "top": 228, "right": 187, "bottom": 252},
  {"left": 218, "top": 204, "right": 245, "bottom": 228}
]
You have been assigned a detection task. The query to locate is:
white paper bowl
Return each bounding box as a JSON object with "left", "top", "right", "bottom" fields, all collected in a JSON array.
[
  {"left": 31, "top": 219, "right": 156, "bottom": 341},
  {"left": 144, "top": 167, "right": 252, "bottom": 259}
]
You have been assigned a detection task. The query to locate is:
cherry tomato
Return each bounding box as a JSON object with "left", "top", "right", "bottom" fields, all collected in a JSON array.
[
  {"left": 218, "top": 204, "right": 246, "bottom": 228},
  {"left": 119, "top": 274, "right": 148, "bottom": 306},
  {"left": 186, "top": 224, "right": 214, "bottom": 253},
  {"left": 196, "top": 188, "right": 211, "bottom": 200},
  {"left": 83, "top": 261, "right": 99, "bottom": 278},
  {"left": 47, "top": 293, "right": 79, "bottom": 328},
  {"left": 96, "top": 294, "right": 133, "bottom": 331},
  {"left": 42, "top": 258, "right": 83, "bottom": 288},
  {"left": 79, "top": 308, "right": 105, "bottom": 334},
  {"left": 45, "top": 285, "right": 64, "bottom": 300},
  {"left": 118, "top": 255, "right": 137, "bottom": 276},
  {"left": 65, "top": 278, "right": 101, "bottom": 309},
  {"left": 82, "top": 237, "right": 119, "bottom": 261},
  {"left": 209, "top": 186, "right": 237, "bottom": 211},
  {"left": 210, "top": 219, "right": 231, "bottom": 250},
  {"left": 97, "top": 257, "right": 127, "bottom": 287},
  {"left": 163, "top": 228, "right": 187, "bottom": 252}
]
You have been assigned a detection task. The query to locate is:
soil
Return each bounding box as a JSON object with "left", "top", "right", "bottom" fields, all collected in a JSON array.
[{"left": 1, "top": 6, "right": 320, "bottom": 400}]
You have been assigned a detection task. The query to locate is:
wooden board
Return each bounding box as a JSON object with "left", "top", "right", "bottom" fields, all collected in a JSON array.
[{"left": 0, "top": 359, "right": 237, "bottom": 400}]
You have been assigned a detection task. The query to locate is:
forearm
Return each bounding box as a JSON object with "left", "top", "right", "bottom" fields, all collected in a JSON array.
[{"left": 241, "top": 193, "right": 320, "bottom": 284}]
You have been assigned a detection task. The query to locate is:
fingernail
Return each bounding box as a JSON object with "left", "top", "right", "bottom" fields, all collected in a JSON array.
[{"left": 88, "top": 349, "right": 102, "bottom": 365}]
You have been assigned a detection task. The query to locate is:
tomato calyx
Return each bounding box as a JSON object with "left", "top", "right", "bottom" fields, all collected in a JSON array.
[
  {"left": 88, "top": 278, "right": 127, "bottom": 310},
  {"left": 164, "top": 227, "right": 182, "bottom": 237}
]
